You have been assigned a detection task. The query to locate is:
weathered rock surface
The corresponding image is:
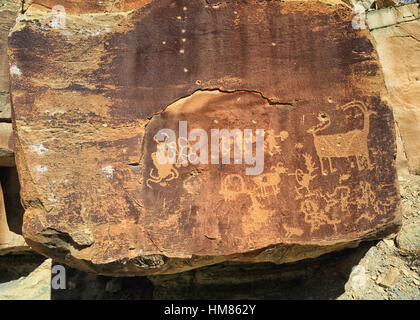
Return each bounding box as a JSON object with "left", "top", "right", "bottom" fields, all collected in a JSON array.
[
  {"left": 396, "top": 222, "right": 420, "bottom": 255},
  {"left": 8, "top": 0, "right": 401, "bottom": 275},
  {"left": 0, "top": 0, "right": 20, "bottom": 121},
  {"left": 368, "top": 4, "right": 420, "bottom": 174},
  {"left": 395, "top": 122, "right": 410, "bottom": 176},
  {"left": 29, "top": 0, "right": 151, "bottom": 13},
  {"left": 0, "top": 257, "right": 51, "bottom": 300},
  {"left": 0, "top": 122, "right": 14, "bottom": 166}
]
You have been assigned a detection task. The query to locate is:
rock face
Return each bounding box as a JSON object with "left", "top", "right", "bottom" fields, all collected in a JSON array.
[
  {"left": 0, "top": 0, "right": 20, "bottom": 121},
  {"left": 0, "top": 257, "right": 51, "bottom": 300},
  {"left": 396, "top": 222, "right": 420, "bottom": 256},
  {"left": 0, "top": 123, "right": 15, "bottom": 167},
  {"left": 0, "top": 0, "right": 28, "bottom": 256},
  {"left": 0, "top": 183, "right": 27, "bottom": 255},
  {"left": 8, "top": 0, "right": 401, "bottom": 276},
  {"left": 367, "top": 4, "right": 420, "bottom": 174}
]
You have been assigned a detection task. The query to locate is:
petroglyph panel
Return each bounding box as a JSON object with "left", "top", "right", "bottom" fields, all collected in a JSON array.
[
  {"left": 141, "top": 91, "right": 399, "bottom": 248},
  {"left": 8, "top": 0, "right": 400, "bottom": 275}
]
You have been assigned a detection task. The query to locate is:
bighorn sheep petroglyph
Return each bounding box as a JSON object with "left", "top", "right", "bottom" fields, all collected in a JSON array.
[{"left": 307, "top": 101, "right": 377, "bottom": 175}]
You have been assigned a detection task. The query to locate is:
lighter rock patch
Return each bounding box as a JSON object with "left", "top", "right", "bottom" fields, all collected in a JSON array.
[
  {"left": 29, "top": 144, "right": 48, "bottom": 156},
  {"left": 10, "top": 64, "right": 21, "bottom": 76},
  {"left": 102, "top": 166, "right": 114, "bottom": 179},
  {"left": 35, "top": 165, "right": 48, "bottom": 173}
]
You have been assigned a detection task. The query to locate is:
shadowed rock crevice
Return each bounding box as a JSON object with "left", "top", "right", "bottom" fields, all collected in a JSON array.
[
  {"left": 0, "top": 167, "right": 24, "bottom": 235},
  {"left": 50, "top": 241, "right": 376, "bottom": 300}
]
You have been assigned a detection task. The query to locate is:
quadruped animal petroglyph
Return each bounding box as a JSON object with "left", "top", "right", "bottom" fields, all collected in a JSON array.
[{"left": 307, "top": 101, "right": 376, "bottom": 175}]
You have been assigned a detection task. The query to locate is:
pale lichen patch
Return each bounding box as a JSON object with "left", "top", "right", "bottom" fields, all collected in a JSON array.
[
  {"left": 10, "top": 64, "right": 21, "bottom": 76},
  {"left": 102, "top": 166, "right": 114, "bottom": 179}
]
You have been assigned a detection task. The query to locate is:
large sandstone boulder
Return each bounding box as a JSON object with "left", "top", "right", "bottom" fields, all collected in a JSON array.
[
  {"left": 8, "top": 0, "right": 401, "bottom": 276},
  {"left": 367, "top": 4, "right": 420, "bottom": 174}
]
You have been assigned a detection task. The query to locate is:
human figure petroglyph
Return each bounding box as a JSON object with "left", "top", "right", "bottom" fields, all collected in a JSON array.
[
  {"left": 299, "top": 185, "right": 351, "bottom": 234},
  {"left": 221, "top": 174, "right": 247, "bottom": 201},
  {"left": 220, "top": 174, "right": 267, "bottom": 213},
  {"left": 221, "top": 170, "right": 304, "bottom": 238},
  {"left": 293, "top": 153, "right": 318, "bottom": 199},
  {"left": 349, "top": 182, "right": 396, "bottom": 225},
  {"left": 356, "top": 181, "right": 395, "bottom": 221},
  {"left": 307, "top": 101, "right": 377, "bottom": 175},
  {"left": 323, "top": 186, "right": 351, "bottom": 213},
  {"left": 300, "top": 199, "right": 322, "bottom": 232},
  {"left": 357, "top": 181, "right": 380, "bottom": 215},
  {"left": 300, "top": 198, "right": 341, "bottom": 233},
  {"left": 265, "top": 129, "right": 289, "bottom": 155},
  {"left": 292, "top": 155, "right": 352, "bottom": 234},
  {"left": 147, "top": 151, "right": 179, "bottom": 188},
  {"left": 147, "top": 133, "right": 189, "bottom": 188}
]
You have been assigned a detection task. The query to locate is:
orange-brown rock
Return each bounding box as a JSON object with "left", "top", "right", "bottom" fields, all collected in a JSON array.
[
  {"left": 29, "top": 0, "right": 152, "bottom": 13},
  {"left": 367, "top": 5, "right": 420, "bottom": 175},
  {"left": 0, "top": 0, "right": 20, "bottom": 121},
  {"left": 0, "top": 123, "right": 15, "bottom": 167},
  {"left": 8, "top": 0, "right": 401, "bottom": 275}
]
